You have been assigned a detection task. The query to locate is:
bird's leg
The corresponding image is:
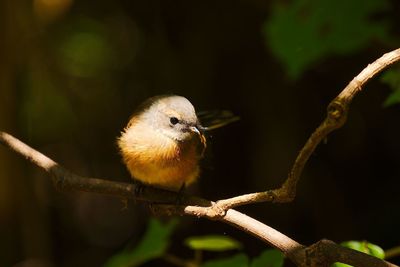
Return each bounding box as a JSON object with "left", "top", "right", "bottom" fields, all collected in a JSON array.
[
  {"left": 133, "top": 179, "right": 145, "bottom": 199},
  {"left": 175, "top": 183, "right": 186, "bottom": 205}
]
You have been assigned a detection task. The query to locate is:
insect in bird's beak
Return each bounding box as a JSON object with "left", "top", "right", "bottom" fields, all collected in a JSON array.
[{"left": 189, "top": 125, "right": 207, "bottom": 156}]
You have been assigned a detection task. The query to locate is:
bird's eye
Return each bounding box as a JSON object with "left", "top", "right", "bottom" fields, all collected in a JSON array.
[{"left": 170, "top": 117, "right": 179, "bottom": 125}]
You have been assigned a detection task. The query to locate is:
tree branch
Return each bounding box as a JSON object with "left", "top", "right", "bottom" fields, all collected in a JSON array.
[
  {"left": 2, "top": 48, "right": 400, "bottom": 266},
  {"left": 0, "top": 131, "right": 209, "bottom": 205},
  {"left": 385, "top": 246, "right": 400, "bottom": 260},
  {"left": 214, "top": 48, "right": 400, "bottom": 210},
  {"left": 305, "top": 240, "right": 397, "bottom": 267},
  {"left": 0, "top": 130, "right": 398, "bottom": 266},
  {"left": 0, "top": 130, "right": 305, "bottom": 261}
]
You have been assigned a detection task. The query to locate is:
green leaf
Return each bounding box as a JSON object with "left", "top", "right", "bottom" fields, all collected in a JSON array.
[
  {"left": 332, "top": 241, "right": 385, "bottom": 267},
  {"left": 251, "top": 249, "right": 284, "bottom": 267},
  {"left": 341, "top": 241, "right": 365, "bottom": 252},
  {"left": 264, "top": 0, "right": 390, "bottom": 79},
  {"left": 201, "top": 253, "right": 248, "bottom": 267},
  {"left": 185, "top": 235, "right": 242, "bottom": 251},
  {"left": 333, "top": 262, "right": 352, "bottom": 267},
  {"left": 103, "top": 219, "right": 178, "bottom": 267},
  {"left": 341, "top": 241, "right": 384, "bottom": 259},
  {"left": 381, "top": 69, "right": 400, "bottom": 107},
  {"left": 366, "top": 243, "right": 385, "bottom": 259}
]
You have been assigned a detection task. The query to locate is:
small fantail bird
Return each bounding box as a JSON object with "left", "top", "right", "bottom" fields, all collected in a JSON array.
[
  {"left": 118, "top": 95, "right": 206, "bottom": 191},
  {"left": 117, "top": 95, "right": 238, "bottom": 191}
]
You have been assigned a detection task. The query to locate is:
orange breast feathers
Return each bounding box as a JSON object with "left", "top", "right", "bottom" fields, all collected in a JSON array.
[{"left": 117, "top": 119, "right": 202, "bottom": 190}]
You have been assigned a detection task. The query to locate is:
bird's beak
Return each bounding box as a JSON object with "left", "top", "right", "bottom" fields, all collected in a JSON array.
[{"left": 189, "top": 126, "right": 200, "bottom": 135}]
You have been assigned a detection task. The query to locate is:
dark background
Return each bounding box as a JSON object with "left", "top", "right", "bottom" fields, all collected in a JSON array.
[{"left": 1, "top": 0, "right": 400, "bottom": 266}]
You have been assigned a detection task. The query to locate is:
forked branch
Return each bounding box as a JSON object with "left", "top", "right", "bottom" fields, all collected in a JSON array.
[
  {"left": 1, "top": 48, "right": 400, "bottom": 266},
  {"left": 1, "top": 130, "right": 398, "bottom": 266},
  {"left": 215, "top": 48, "right": 400, "bottom": 210}
]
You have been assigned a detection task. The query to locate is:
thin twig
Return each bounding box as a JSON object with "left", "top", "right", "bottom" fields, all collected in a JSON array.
[
  {"left": 2, "top": 48, "right": 400, "bottom": 266},
  {"left": 385, "top": 246, "right": 400, "bottom": 260},
  {"left": 214, "top": 48, "right": 400, "bottom": 210},
  {"left": 306, "top": 240, "right": 397, "bottom": 267},
  {"left": 162, "top": 253, "right": 197, "bottom": 267},
  {"left": 0, "top": 130, "right": 303, "bottom": 260},
  {"left": 3, "top": 131, "right": 398, "bottom": 266},
  {"left": 150, "top": 205, "right": 304, "bottom": 256},
  {"left": 0, "top": 131, "right": 210, "bottom": 206}
]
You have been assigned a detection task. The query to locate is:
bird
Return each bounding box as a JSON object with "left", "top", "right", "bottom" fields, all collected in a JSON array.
[
  {"left": 117, "top": 95, "right": 238, "bottom": 191},
  {"left": 117, "top": 95, "right": 205, "bottom": 191}
]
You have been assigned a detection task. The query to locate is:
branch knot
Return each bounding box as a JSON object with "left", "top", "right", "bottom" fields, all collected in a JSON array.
[{"left": 327, "top": 100, "right": 347, "bottom": 128}]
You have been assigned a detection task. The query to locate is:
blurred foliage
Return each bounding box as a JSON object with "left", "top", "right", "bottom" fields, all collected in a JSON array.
[
  {"left": 264, "top": 0, "right": 391, "bottom": 79},
  {"left": 20, "top": 65, "right": 77, "bottom": 141},
  {"left": 56, "top": 18, "right": 115, "bottom": 78},
  {"left": 53, "top": 15, "right": 139, "bottom": 78},
  {"left": 104, "top": 219, "right": 178, "bottom": 267},
  {"left": 185, "top": 235, "right": 242, "bottom": 251},
  {"left": 381, "top": 68, "right": 400, "bottom": 107},
  {"left": 200, "top": 250, "right": 284, "bottom": 267},
  {"left": 332, "top": 240, "right": 385, "bottom": 267},
  {"left": 250, "top": 249, "right": 284, "bottom": 267},
  {"left": 33, "top": 0, "right": 73, "bottom": 23},
  {"left": 105, "top": 219, "right": 284, "bottom": 267},
  {"left": 201, "top": 254, "right": 249, "bottom": 267},
  {"left": 2, "top": 0, "right": 400, "bottom": 266}
]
